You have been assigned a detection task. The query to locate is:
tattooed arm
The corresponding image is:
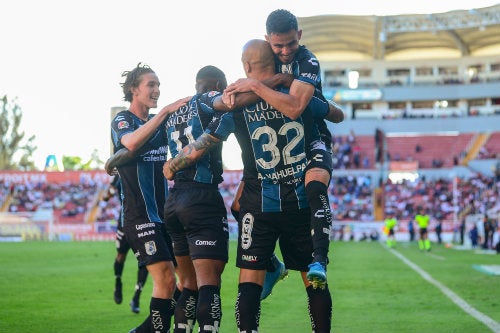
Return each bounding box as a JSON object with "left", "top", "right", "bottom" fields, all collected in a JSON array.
[{"left": 163, "top": 132, "right": 222, "bottom": 180}]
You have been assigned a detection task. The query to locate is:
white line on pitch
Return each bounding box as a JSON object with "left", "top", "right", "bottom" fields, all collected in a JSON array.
[
  {"left": 425, "top": 252, "right": 446, "bottom": 260},
  {"left": 388, "top": 247, "right": 500, "bottom": 333}
]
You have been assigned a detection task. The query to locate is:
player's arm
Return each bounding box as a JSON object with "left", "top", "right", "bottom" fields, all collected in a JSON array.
[
  {"left": 230, "top": 180, "right": 244, "bottom": 220},
  {"left": 163, "top": 132, "right": 222, "bottom": 180},
  {"left": 325, "top": 100, "right": 344, "bottom": 123},
  {"left": 120, "top": 96, "right": 190, "bottom": 152},
  {"left": 224, "top": 78, "right": 314, "bottom": 120},
  {"left": 107, "top": 96, "right": 190, "bottom": 175},
  {"left": 105, "top": 148, "right": 137, "bottom": 175},
  {"left": 218, "top": 73, "right": 294, "bottom": 111},
  {"left": 309, "top": 93, "right": 344, "bottom": 123}
]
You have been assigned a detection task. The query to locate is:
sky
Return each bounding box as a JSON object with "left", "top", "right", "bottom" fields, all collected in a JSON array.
[{"left": 1, "top": 0, "right": 499, "bottom": 170}]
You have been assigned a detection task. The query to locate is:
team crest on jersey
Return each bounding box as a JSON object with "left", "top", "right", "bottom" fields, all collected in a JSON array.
[
  {"left": 280, "top": 64, "right": 293, "bottom": 74},
  {"left": 207, "top": 91, "right": 218, "bottom": 97},
  {"left": 117, "top": 120, "right": 129, "bottom": 129},
  {"left": 145, "top": 241, "right": 157, "bottom": 255}
]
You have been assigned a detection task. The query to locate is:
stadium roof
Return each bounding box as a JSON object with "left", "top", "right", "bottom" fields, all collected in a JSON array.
[{"left": 298, "top": 4, "right": 500, "bottom": 60}]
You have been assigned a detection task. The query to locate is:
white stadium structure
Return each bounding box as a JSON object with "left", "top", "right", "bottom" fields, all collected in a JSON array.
[{"left": 298, "top": 4, "right": 500, "bottom": 123}]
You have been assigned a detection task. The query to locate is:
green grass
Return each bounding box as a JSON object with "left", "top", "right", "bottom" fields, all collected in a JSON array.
[{"left": 0, "top": 240, "right": 499, "bottom": 332}]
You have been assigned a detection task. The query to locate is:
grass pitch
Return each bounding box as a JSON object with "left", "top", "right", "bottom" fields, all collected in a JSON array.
[{"left": 0, "top": 240, "right": 499, "bottom": 332}]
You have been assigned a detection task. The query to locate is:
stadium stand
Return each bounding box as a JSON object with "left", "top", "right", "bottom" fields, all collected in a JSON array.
[
  {"left": 1, "top": 5, "right": 499, "bottom": 245},
  {"left": 481, "top": 132, "right": 500, "bottom": 159},
  {"left": 385, "top": 132, "right": 474, "bottom": 168}
]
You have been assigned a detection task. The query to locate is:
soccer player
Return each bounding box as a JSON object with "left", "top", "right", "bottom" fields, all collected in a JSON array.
[
  {"left": 164, "top": 39, "right": 332, "bottom": 333},
  {"left": 225, "top": 8, "right": 341, "bottom": 288},
  {"left": 162, "top": 66, "right": 230, "bottom": 333},
  {"left": 108, "top": 65, "right": 293, "bottom": 330},
  {"left": 230, "top": 180, "right": 288, "bottom": 300},
  {"left": 103, "top": 174, "right": 148, "bottom": 313},
  {"left": 415, "top": 206, "right": 431, "bottom": 251},
  {"left": 107, "top": 63, "right": 189, "bottom": 333}
]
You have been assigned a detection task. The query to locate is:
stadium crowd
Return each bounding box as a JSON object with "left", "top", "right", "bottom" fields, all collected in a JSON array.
[
  {"left": 1, "top": 178, "right": 104, "bottom": 220},
  {"left": 2, "top": 171, "right": 498, "bottom": 233}
]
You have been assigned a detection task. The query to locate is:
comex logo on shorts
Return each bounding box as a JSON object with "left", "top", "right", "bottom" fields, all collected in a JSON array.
[{"left": 195, "top": 240, "right": 217, "bottom": 246}]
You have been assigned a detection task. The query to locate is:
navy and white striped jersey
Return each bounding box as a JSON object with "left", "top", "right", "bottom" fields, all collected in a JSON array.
[
  {"left": 276, "top": 45, "right": 322, "bottom": 90},
  {"left": 164, "top": 93, "right": 224, "bottom": 185},
  {"left": 110, "top": 110, "right": 168, "bottom": 226},
  {"left": 276, "top": 45, "right": 333, "bottom": 151},
  {"left": 202, "top": 89, "right": 327, "bottom": 213}
]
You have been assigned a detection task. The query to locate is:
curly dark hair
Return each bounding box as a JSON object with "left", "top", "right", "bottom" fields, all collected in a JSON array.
[
  {"left": 120, "top": 63, "right": 155, "bottom": 102},
  {"left": 266, "top": 9, "right": 298, "bottom": 35}
]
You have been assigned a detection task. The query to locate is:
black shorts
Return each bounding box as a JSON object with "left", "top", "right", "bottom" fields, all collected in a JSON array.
[
  {"left": 307, "top": 140, "right": 333, "bottom": 174},
  {"left": 115, "top": 224, "right": 130, "bottom": 254},
  {"left": 236, "top": 207, "right": 313, "bottom": 272},
  {"left": 123, "top": 221, "right": 175, "bottom": 268},
  {"left": 419, "top": 227, "right": 428, "bottom": 237},
  {"left": 164, "top": 183, "right": 229, "bottom": 262}
]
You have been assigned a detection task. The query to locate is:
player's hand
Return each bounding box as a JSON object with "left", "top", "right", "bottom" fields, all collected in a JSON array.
[
  {"left": 105, "top": 159, "right": 117, "bottom": 175},
  {"left": 102, "top": 186, "right": 115, "bottom": 201},
  {"left": 222, "top": 90, "right": 235, "bottom": 108},
  {"left": 326, "top": 100, "right": 345, "bottom": 124},
  {"left": 224, "top": 78, "right": 258, "bottom": 95},
  {"left": 163, "top": 159, "right": 175, "bottom": 180},
  {"left": 161, "top": 96, "right": 192, "bottom": 114}
]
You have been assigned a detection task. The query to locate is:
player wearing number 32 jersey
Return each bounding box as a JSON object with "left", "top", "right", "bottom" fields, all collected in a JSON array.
[
  {"left": 164, "top": 39, "right": 333, "bottom": 333},
  {"left": 208, "top": 95, "right": 321, "bottom": 211},
  {"left": 204, "top": 45, "right": 332, "bottom": 333}
]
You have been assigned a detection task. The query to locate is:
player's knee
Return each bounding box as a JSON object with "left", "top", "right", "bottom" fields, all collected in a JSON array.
[{"left": 305, "top": 167, "right": 330, "bottom": 186}]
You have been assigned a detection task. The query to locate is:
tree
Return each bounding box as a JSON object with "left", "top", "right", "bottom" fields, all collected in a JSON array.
[
  {"left": 62, "top": 156, "right": 83, "bottom": 171},
  {"left": 62, "top": 150, "right": 104, "bottom": 171},
  {"left": 17, "top": 136, "right": 38, "bottom": 171},
  {"left": 0, "top": 95, "right": 38, "bottom": 170}
]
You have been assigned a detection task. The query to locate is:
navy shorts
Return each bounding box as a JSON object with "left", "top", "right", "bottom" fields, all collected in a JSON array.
[
  {"left": 236, "top": 207, "right": 313, "bottom": 272},
  {"left": 124, "top": 221, "right": 175, "bottom": 268},
  {"left": 307, "top": 140, "right": 333, "bottom": 174},
  {"left": 164, "top": 183, "right": 229, "bottom": 262}
]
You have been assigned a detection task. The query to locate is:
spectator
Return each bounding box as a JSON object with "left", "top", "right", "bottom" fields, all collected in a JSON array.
[
  {"left": 362, "top": 156, "right": 370, "bottom": 169},
  {"left": 470, "top": 224, "right": 479, "bottom": 248},
  {"left": 435, "top": 219, "right": 443, "bottom": 244},
  {"left": 483, "top": 216, "right": 494, "bottom": 249},
  {"left": 347, "top": 129, "right": 356, "bottom": 144},
  {"left": 494, "top": 158, "right": 500, "bottom": 182},
  {"left": 408, "top": 219, "right": 415, "bottom": 242},
  {"left": 460, "top": 219, "right": 466, "bottom": 245}
]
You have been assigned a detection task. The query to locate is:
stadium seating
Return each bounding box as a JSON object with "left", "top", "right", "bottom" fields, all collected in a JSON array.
[
  {"left": 481, "top": 132, "right": 500, "bottom": 159},
  {"left": 385, "top": 133, "right": 474, "bottom": 168}
]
